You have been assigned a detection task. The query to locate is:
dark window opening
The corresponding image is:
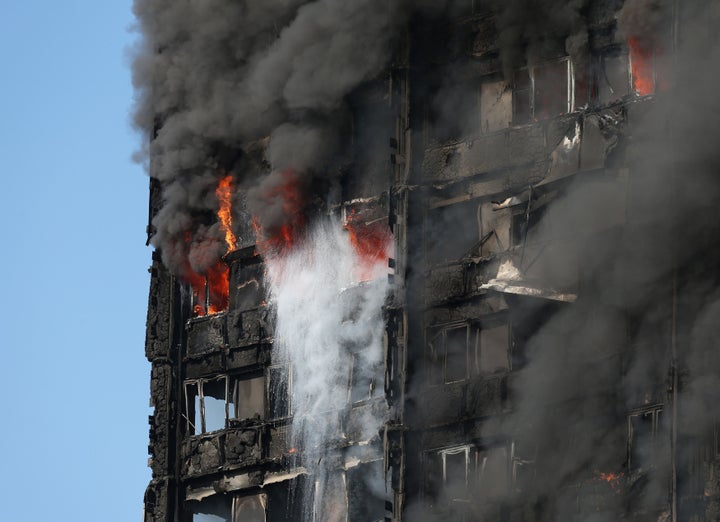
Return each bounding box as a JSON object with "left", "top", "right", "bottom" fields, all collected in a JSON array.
[
  {"left": 533, "top": 60, "right": 570, "bottom": 119},
  {"left": 428, "top": 324, "right": 471, "bottom": 385},
  {"left": 598, "top": 54, "right": 630, "bottom": 104},
  {"left": 628, "top": 406, "right": 663, "bottom": 471}
]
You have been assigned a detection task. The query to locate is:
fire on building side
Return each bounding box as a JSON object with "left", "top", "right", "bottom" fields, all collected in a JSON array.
[{"left": 135, "top": 1, "right": 720, "bottom": 520}]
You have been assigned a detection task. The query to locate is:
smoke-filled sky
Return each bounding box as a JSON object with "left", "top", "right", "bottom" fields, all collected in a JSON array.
[{"left": 0, "top": 2, "right": 151, "bottom": 521}]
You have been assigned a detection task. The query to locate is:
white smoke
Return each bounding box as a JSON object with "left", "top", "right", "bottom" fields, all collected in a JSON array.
[{"left": 265, "top": 216, "right": 389, "bottom": 521}]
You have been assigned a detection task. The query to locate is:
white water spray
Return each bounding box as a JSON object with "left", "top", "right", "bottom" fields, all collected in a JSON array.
[{"left": 265, "top": 216, "right": 389, "bottom": 521}]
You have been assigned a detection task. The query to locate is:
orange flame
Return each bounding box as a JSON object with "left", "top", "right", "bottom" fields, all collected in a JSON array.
[
  {"left": 592, "top": 471, "right": 625, "bottom": 492},
  {"left": 180, "top": 230, "right": 230, "bottom": 316},
  {"left": 216, "top": 174, "right": 237, "bottom": 252},
  {"left": 628, "top": 37, "right": 654, "bottom": 96},
  {"left": 344, "top": 208, "right": 393, "bottom": 282},
  {"left": 252, "top": 169, "right": 305, "bottom": 258}
]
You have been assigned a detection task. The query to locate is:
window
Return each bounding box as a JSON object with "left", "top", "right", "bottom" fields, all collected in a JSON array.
[
  {"left": 230, "top": 375, "right": 265, "bottom": 420},
  {"left": 425, "top": 199, "right": 481, "bottom": 265},
  {"left": 428, "top": 324, "right": 470, "bottom": 384},
  {"left": 428, "top": 445, "right": 509, "bottom": 504},
  {"left": 513, "top": 58, "right": 575, "bottom": 123},
  {"left": 185, "top": 374, "right": 264, "bottom": 435},
  {"left": 628, "top": 406, "right": 664, "bottom": 471},
  {"left": 428, "top": 321, "right": 510, "bottom": 384},
  {"left": 188, "top": 494, "right": 266, "bottom": 522},
  {"left": 598, "top": 54, "right": 631, "bottom": 104}
]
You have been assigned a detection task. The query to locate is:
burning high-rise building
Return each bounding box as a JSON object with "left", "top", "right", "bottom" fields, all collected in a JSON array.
[{"left": 136, "top": 1, "right": 720, "bottom": 520}]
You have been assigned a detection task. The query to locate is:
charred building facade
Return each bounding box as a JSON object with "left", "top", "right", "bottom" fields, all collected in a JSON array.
[{"left": 137, "top": 1, "right": 720, "bottom": 521}]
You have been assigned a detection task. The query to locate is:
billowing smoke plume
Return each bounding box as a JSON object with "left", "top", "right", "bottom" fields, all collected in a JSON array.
[
  {"left": 487, "top": 0, "right": 591, "bottom": 79},
  {"left": 131, "top": 0, "right": 407, "bottom": 276},
  {"left": 481, "top": 2, "right": 720, "bottom": 520},
  {"left": 264, "top": 218, "right": 389, "bottom": 521}
]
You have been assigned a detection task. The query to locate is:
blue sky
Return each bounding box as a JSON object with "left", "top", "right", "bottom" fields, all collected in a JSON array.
[{"left": 0, "top": 2, "right": 152, "bottom": 520}]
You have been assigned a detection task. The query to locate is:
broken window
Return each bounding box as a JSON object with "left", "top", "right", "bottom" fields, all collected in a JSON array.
[
  {"left": 185, "top": 374, "right": 265, "bottom": 435},
  {"left": 230, "top": 374, "right": 265, "bottom": 420},
  {"left": 428, "top": 324, "right": 471, "bottom": 384},
  {"left": 628, "top": 406, "right": 664, "bottom": 471},
  {"left": 480, "top": 202, "right": 511, "bottom": 256},
  {"left": 598, "top": 54, "right": 631, "bottom": 104},
  {"left": 429, "top": 444, "right": 509, "bottom": 505},
  {"left": 185, "top": 377, "right": 227, "bottom": 435},
  {"left": 479, "top": 81, "right": 512, "bottom": 133},
  {"left": 513, "top": 58, "right": 574, "bottom": 123}
]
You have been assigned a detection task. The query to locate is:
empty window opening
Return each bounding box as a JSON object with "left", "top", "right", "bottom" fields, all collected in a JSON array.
[
  {"left": 628, "top": 406, "right": 664, "bottom": 471},
  {"left": 429, "top": 444, "right": 510, "bottom": 504},
  {"left": 428, "top": 324, "right": 470, "bottom": 384},
  {"left": 185, "top": 374, "right": 265, "bottom": 435},
  {"left": 598, "top": 54, "right": 631, "bottom": 104},
  {"left": 184, "top": 377, "right": 227, "bottom": 435}
]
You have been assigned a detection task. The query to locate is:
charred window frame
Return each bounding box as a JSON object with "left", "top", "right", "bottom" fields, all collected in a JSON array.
[
  {"left": 184, "top": 374, "right": 265, "bottom": 435},
  {"left": 627, "top": 405, "right": 664, "bottom": 471},
  {"left": 597, "top": 52, "right": 631, "bottom": 104},
  {"left": 513, "top": 58, "right": 575, "bottom": 124},
  {"left": 426, "top": 444, "right": 510, "bottom": 505},
  {"left": 184, "top": 376, "right": 228, "bottom": 436},
  {"left": 428, "top": 323, "right": 471, "bottom": 385}
]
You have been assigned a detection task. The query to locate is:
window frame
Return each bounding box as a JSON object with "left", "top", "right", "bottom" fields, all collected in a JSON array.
[{"left": 512, "top": 57, "right": 575, "bottom": 124}]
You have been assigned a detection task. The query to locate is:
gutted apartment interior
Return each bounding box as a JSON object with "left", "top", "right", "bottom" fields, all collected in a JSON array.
[{"left": 140, "top": 1, "right": 720, "bottom": 521}]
